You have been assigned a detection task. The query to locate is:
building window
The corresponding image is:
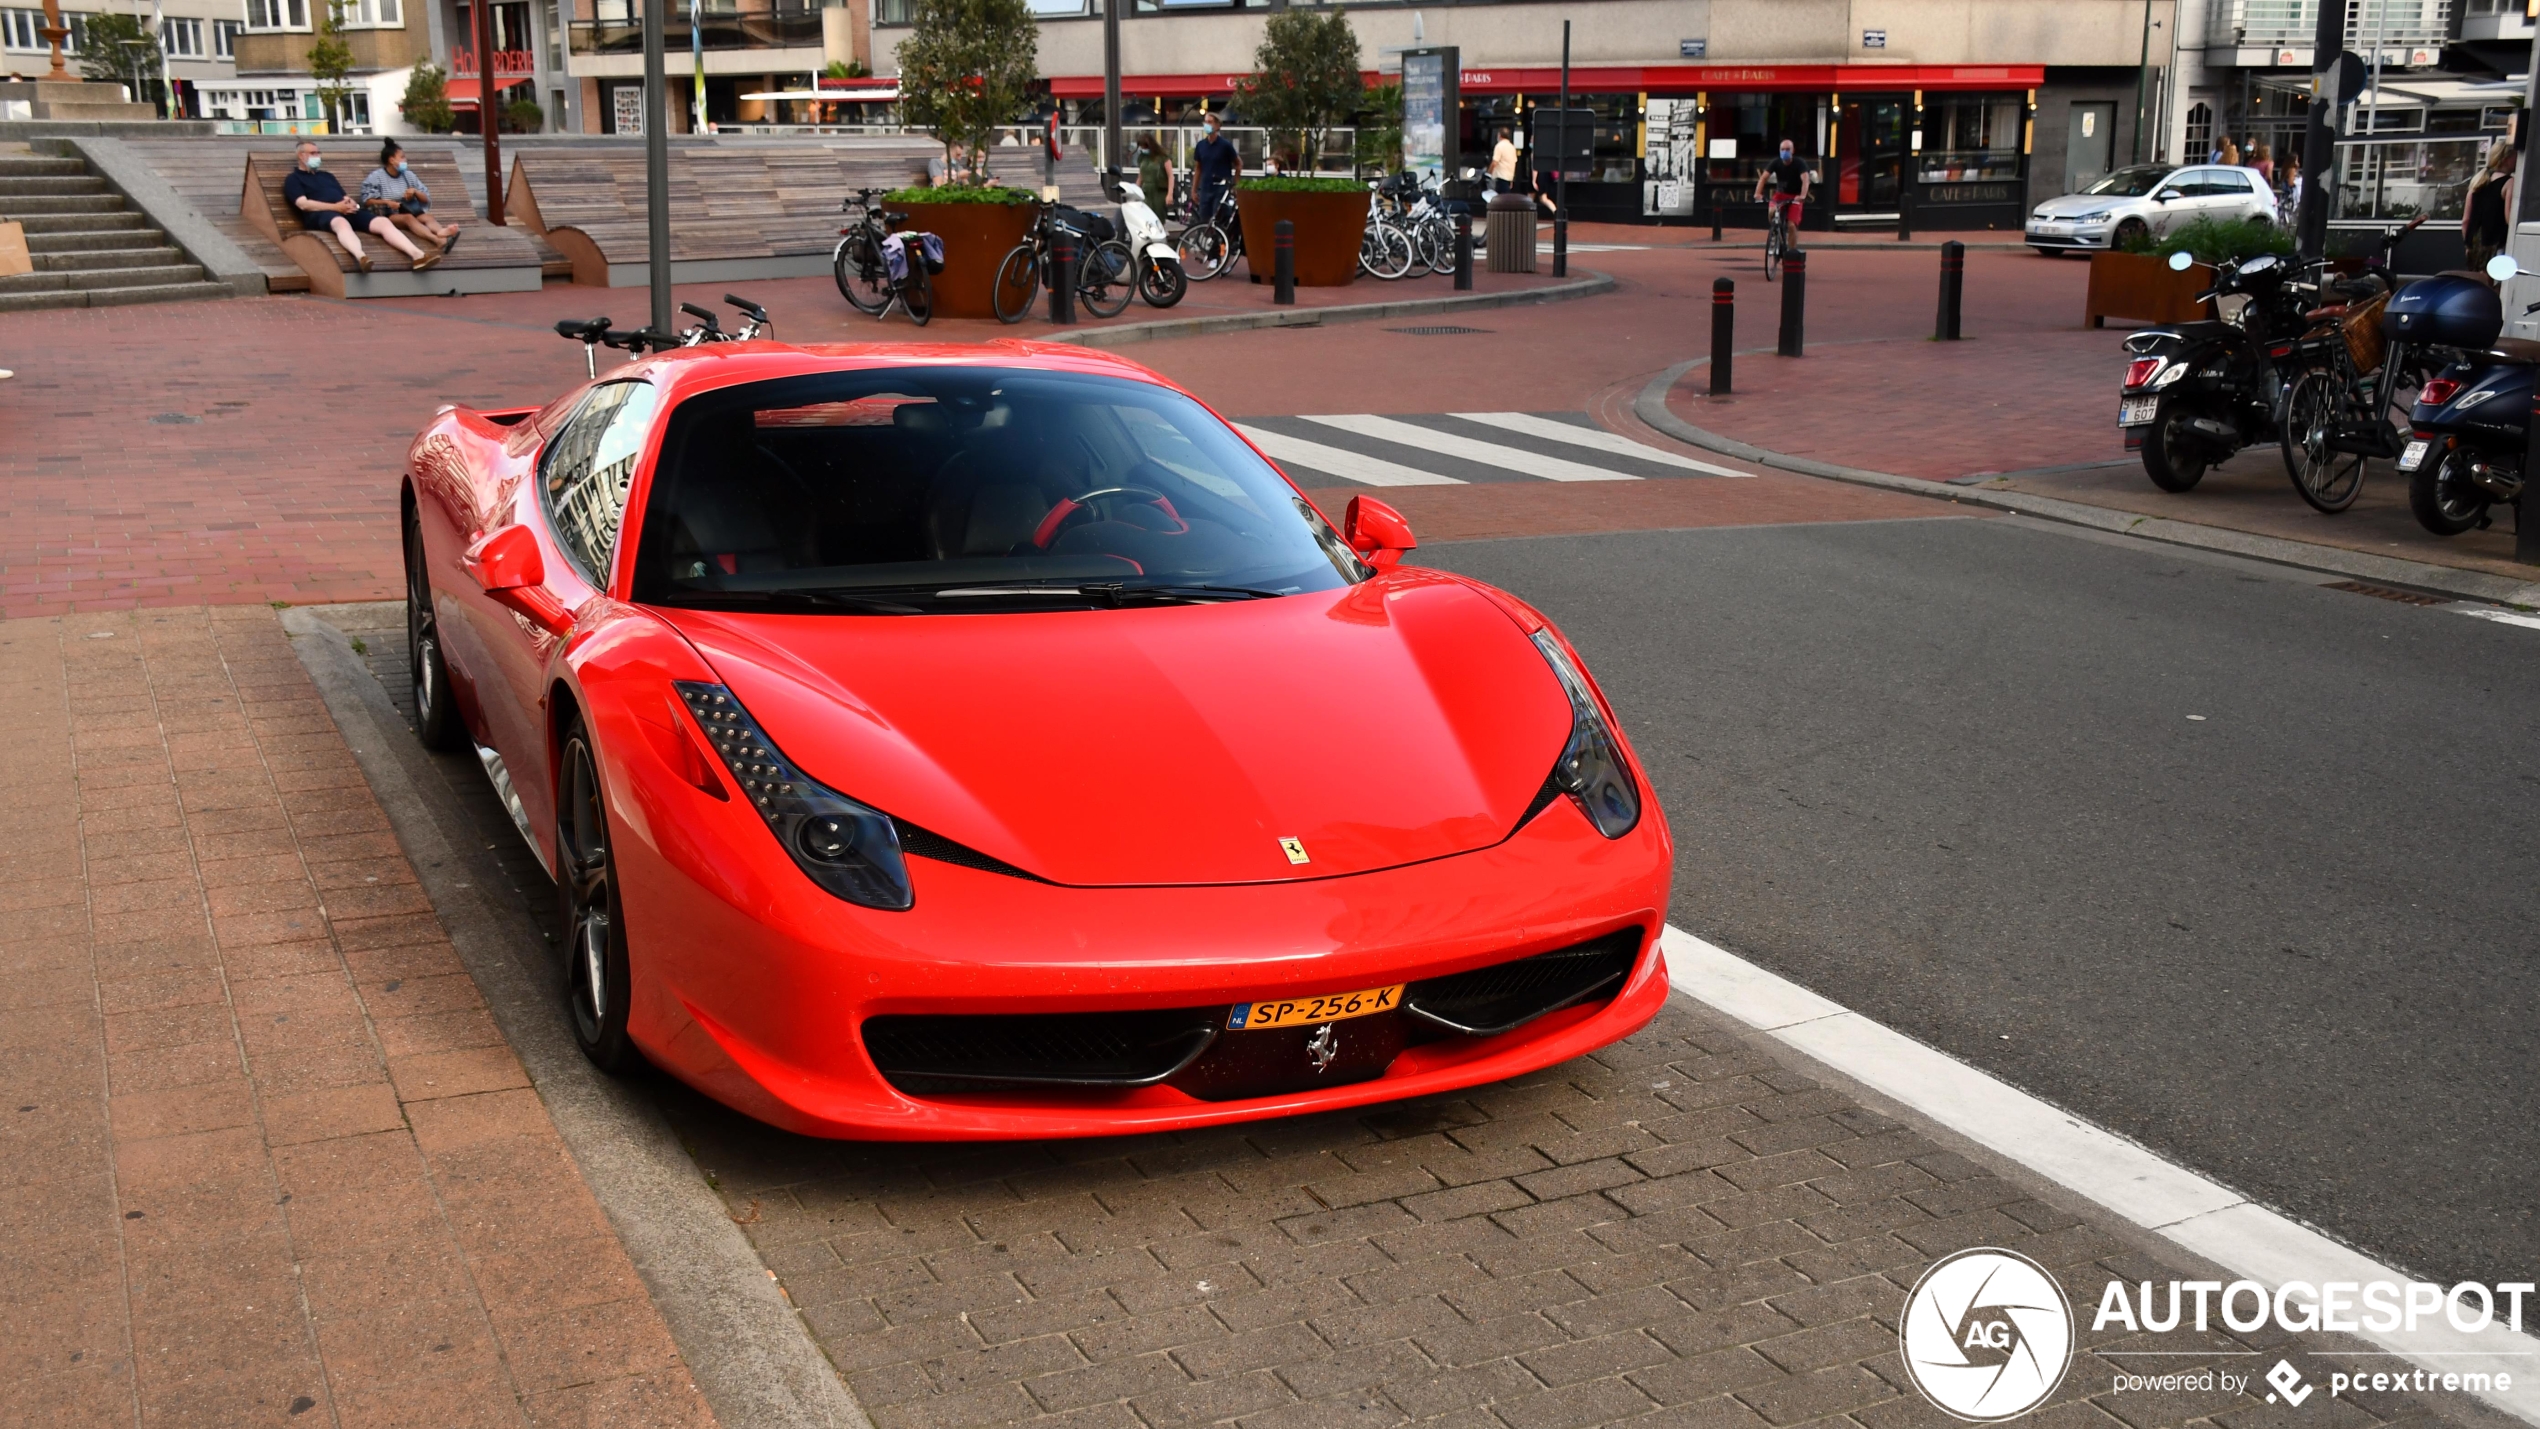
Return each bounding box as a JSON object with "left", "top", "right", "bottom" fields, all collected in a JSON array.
[
  {"left": 2184, "top": 102, "right": 2213, "bottom": 161},
  {"left": 213, "top": 17, "right": 241, "bottom": 54},
  {"left": 1918, "top": 91, "right": 2023, "bottom": 182},
  {"left": 161, "top": 16, "right": 202, "bottom": 55},
  {"left": 337, "top": 0, "right": 400, "bottom": 27},
  {"left": 874, "top": 0, "right": 909, "bottom": 23},
  {"left": 246, "top": 0, "right": 310, "bottom": 30}
]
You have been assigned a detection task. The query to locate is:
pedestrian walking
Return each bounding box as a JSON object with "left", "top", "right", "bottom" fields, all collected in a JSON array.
[
  {"left": 1191, "top": 112, "right": 1238, "bottom": 224},
  {"left": 2465, "top": 139, "right": 2515, "bottom": 274}
]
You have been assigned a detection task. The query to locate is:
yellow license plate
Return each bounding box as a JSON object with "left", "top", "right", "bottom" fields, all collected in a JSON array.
[{"left": 1228, "top": 984, "right": 1404, "bottom": 1031}]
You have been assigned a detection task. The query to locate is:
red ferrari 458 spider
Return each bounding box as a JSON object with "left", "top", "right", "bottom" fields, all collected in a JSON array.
[{"left": 401, "top": 336, "right": 1672, "bottom": 1139}]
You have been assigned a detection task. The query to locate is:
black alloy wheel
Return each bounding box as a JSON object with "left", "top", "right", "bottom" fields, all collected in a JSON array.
[
  {"left": 992, "top": 243, "right": 1038, "bottom": 323},
  {"left": 403, "top": 503, "right": 465, "bottom": 751},
  {"left": 559, "top": 718, "right": 637, "bottom": 1072},
  {"left": 835, "top": 230, "right": 889, "bottom": 315},
  {"left": 2409, "top": 448, "right": 2490, "bottom": 536},
  {"left": 2115, "top": 217, "right": 2150, "bottom": 250},
  {"left": 2139, "top": 395, "right": 2209, "bottom": 493}
]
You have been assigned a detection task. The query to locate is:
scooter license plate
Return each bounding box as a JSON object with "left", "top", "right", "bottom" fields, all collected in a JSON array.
[
  {"left": 2397, "top": 439, "right": 2430, "bottom": 473},
  {"left": 2118, "top": 396, "right": 2160, "bottom": 427}
]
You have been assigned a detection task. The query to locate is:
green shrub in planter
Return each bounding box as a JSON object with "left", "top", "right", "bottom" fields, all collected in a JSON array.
[
  {"left": 2142, "top": 216, "right": 2293, "bottom": 265},
  {"left": 883, "top": 184, "right": 1036, "bottom": 205},
  {"left": 1240, "top": 176, "right": 1368, "bottom": 194}
]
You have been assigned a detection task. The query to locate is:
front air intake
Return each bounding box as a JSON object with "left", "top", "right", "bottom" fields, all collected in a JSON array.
[
  {"left": 1402, "top": 929, "right": 1644, "bottom": 1037},
  {"left": 862, "top": 1007, "right": 1220, "bottom": 1093}
]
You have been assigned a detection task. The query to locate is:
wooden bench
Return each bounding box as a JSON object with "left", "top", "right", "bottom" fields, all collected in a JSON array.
[
  {"left": 240, "top": 149, "right": 543, "bottom": 298},
  {"left": 503, "top": 140, "right": 1108, "bottom": 287}
]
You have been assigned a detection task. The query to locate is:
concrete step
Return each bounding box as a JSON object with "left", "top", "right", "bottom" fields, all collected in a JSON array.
[
  {"left": 0, "top": 279, "right": 228, "bottom": 312},
  {"left": 12, "top": 211, "right": 149, "bottom": 235},
  {"left": 0, "top": 174, "right": 107, "bottom": 197},
  {"left": 0, "top": 262, "right": 204, "bottom": 294},
  {"left": 34, "top": 244, "right": 182, "bottom": 271},
  {"left": 0, "top": 193, "right": 128, "bottom": 216},
  {"left": 0, "top": 156, "right": 88, "bottom": 177},
  {"left": 27, "top": 223, "right": 166, "bottom": 251}
]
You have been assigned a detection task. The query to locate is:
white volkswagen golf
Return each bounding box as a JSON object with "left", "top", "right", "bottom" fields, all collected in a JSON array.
[{"left": 2027, "top": 164, "right": 2282, "bottom": 256}]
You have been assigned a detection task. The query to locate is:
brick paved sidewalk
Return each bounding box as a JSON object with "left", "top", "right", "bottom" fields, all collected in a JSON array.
[{"left": 0, "top": 605, "right": 713, "bottom": 1427}]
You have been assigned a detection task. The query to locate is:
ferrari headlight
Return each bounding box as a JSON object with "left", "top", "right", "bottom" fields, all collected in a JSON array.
[
  {"left": 674, "top": 681, "right": 913, "bottom": 911},
  {"left": 1529, "top": 631, "right": 1640, "bottom": 839}
]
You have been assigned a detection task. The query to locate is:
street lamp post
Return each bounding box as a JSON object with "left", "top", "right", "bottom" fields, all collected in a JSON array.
[
  {"left": 643, "top": 0, "right": 671, "bottom": 329},
  {"left": 474, "top": 0, "right": 506, "bottom": 225},
  {"left": 1102, "top": 0, "right": 1121, "bottom": 190},
  {"left": 2131, "top": 0, "right": 2152, "bottom": 164}
]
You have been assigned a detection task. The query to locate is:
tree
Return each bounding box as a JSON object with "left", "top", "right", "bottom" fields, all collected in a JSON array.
[
  {"left": 307, "top": 0, "right": 356, "bottom": 133},
  {"left": 74, "top": 12, "right": 161, "bottom": 107},
  {"left": 401, "top": 61, "right": 455, "bottom": 134},
  {"left": 1236, "top": 8, "right": 1363, "bottom": 175},
  {"left": 1354, "top": 81, "right": 1402, "bottom": 174},
  {"left": 895, "top": 0, "right": 1037, "bottom": 186}
]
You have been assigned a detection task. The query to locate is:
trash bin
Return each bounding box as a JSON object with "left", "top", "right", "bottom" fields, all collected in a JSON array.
[{"left": 1486, "top": 191, "right": 1537, "bottom": 273}]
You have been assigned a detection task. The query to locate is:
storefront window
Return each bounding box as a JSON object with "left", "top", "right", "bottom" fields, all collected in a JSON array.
[
  {"left": 1919, "top": 91, "right": 2022, "bottom": 182},
  {"left": 1701, "top": 93, "right": 1817, "bottom": 198}
]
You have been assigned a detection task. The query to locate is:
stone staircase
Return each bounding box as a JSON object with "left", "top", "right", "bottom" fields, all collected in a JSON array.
[{"left": 0, "top": 149, "right": 233, "bottom": 310}]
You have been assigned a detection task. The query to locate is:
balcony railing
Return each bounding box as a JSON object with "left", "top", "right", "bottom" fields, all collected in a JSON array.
[
  {"left": 2206, "top": 0, "right": 2454, "bottom": 50},
  {"left": 569, "top": 2, "right": 820, "bottom": 54}
]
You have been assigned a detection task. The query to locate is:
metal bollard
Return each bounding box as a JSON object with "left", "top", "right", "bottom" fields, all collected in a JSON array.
[
  {"left": 1712, "top": 201, "right": 1723, "bottom": 244},
  {"left": 1050, "top": 230, "right": 1077, "bottom": 325},
  {"left": 1273, "top": 220, "right": 1295, "bottom": 305},
  {"left": 1897, "top": 184, "right": 1913, "bottom": 243},
  {"left": 1777, "top": 249, "right": 1805, "bottom": 357},
  {"left": 1710, "top": 278, "right": 1734, "bottom": 395},
  {"left": 1936, "top": 240, "right": 1964, "bottom": 341},
  {"left": 1454, "top": 213, "right": 1474, "bottom": 290},
  {"left": 1553, "top": 211, "right": 1568, "bottom": 278}
]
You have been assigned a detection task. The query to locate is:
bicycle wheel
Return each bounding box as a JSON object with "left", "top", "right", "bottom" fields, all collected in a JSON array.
[
  {"left": 1078, "top": 240, "right": 1135, "bottom": 318},
  {"left": 1420, "top": 220, "right": 1454, "bottom": 275},
  {"left": 1371, "top": 222, "right": 1415, "bottom": 280},
  {"left": 1764, "top": 222, "right": 1783, "bottom": 281},
  {"left": 1177, "top": 222, "right": 1230, "bottom": 281},
  {"left": 835, "top": 230, "right": 889, "bottom": 314},
  {"left": 991, "top": 243, "right": 1038, "bottom": 324},
  {"left": 2280, "top": 368, "right": 2366, "bottom": 513},
  {"left": 902, "top": 265, "right": 932, "bottom": 327}
]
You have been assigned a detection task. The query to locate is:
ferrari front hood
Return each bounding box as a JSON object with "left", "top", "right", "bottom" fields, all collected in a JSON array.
[{"left": 662, "top": 571, "right": 1572, "bottom": 886}]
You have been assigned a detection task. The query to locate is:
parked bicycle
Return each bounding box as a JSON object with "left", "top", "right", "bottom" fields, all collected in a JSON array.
[
  {"left": 1175, "top": 188, "right": 1244, "bottom": 282},
  {"left": 833, "top": 188, "right": 897, "bottom": 315},
  {"left": 1360, "top": 180, "right": 1416, "bottom": 281},
  {"left": 992, "top": 201, "right": 1133, "bottom": 323},
  {"left": 672, "top": 293, "right": 772, "bottom": 345},
  {"left": 2277, "top": 215, "right": 2430, "bottom": 514}
]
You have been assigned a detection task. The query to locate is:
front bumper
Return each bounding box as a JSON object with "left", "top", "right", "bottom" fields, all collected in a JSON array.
[
  {"left": 603, "top": 752, "right": 1675, "bottom": 1140},
  {"left": 2026, "top": 223, "right": 2111, "bottom": 250}
]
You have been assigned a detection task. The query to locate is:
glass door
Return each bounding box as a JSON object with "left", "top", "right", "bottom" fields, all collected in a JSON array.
[{"left": 1838, "top": 95, "right": 1907, "bottom": 209}]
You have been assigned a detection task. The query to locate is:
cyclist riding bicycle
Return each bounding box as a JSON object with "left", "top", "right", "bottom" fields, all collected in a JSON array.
[{"left": 1754, "top": 139, "right": 1813, "bottom": 233}]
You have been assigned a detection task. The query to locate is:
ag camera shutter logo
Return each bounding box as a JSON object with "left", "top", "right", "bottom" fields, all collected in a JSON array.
[{"left": 1901, "top": 1248, "right": 2076, "bottom": 1421}]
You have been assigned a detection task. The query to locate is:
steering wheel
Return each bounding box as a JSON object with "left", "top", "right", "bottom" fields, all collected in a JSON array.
[{"left": 1030, "top": 483, "right": 1184, "bottom": 550}]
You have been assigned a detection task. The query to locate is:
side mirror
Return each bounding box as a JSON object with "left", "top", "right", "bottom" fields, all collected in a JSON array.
[
  {"left": 2152, "top": 190, "right": 2176, "bottom": 203},
  {"left": 2488, "top": 252, "right": 2522, "bottom": 282},
  {"left": 464, "top": 524, "right": 574, "bottom": 635},
  {"left": 1343, "top": 495, "right": 1417, "bottom": 571},
  {"left": 2166, "top": 250, "right": 2196, "bottom": 272}
]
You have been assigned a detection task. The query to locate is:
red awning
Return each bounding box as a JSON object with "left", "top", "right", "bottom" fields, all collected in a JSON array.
[
  {"left": 442, "top": 76, "right": 532, "bottom": 107},
  {"left": 1046, "top": 63, "right": 2042, "bottom": 99}
]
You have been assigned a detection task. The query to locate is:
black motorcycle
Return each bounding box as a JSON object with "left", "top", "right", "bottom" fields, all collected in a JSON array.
[
  {"left": 2395, "top": 253, "right": 2540, "bottom": 535},
  {"left": 2118, "top": 249, "right": 2319, "bottom": 492}
]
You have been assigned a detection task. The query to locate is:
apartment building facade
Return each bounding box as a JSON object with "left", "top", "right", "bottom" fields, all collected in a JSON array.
[{"left": 2, "top": 0, "right": 244, "bottom": 115}]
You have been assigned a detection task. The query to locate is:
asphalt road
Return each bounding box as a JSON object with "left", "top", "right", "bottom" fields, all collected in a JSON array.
[{"left": 1421, "top": 514, "right": 2540, "bottom": 1292}]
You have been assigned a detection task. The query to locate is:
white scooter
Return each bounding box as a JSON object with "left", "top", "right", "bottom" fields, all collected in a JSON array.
[{"left": 1114, "top": 180, "right": 1186, "bottom": 308}]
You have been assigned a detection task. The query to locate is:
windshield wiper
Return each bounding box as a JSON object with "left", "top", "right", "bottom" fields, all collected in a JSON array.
[
  {"left": 675, "top": 587, "right": 928, "bottom": 614},
  {"left": 1095, "top": 582, "right": 1292, "bottom": 604}
]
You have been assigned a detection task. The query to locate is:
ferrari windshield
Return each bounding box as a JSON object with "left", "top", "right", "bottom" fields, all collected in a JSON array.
[{"left": 631, "top": 367, "right": 1364, "bottom": 611}]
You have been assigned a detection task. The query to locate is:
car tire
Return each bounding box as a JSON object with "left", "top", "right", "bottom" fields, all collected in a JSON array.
[
  {"left": 558, "top": 713, "right": 638, "bottom": 1074},
  {"left": 402, "top": 499, "right": 466, "bottom": 752},
  {"left": 2115, "top": 218, "right": 2150, "bottom": 250}
]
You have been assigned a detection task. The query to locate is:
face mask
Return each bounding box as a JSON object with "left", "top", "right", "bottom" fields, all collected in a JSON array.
[
  {"left": 395, "top": 160, "right": 409, "bottom": 174},
  {"left": 303, "top": 154, "right": 321, "bottom": 169},
  {"left": 1780, "top": 149, "right": 1793, "bottom": 160}
]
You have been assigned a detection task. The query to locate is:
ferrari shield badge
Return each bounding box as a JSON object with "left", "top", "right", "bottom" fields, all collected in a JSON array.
[{"left": 1279, "top": 837, "right": 1310, "bottom": 865}]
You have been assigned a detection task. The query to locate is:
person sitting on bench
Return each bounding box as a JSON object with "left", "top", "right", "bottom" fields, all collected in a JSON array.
[
  {"left": 361, "top": 140, "right": 460, "bottom": 256},
  {"left": 284, "top": 139, "right": 437, "bottom": 273}
]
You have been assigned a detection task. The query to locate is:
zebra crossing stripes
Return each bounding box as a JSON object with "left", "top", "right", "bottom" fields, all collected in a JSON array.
[
  {"left": 1299, "top": 414, "right": 1640, "bottom": 483},
  {"left": 1450, "top": 412, "right": 1755, "bottom": 478},
  {"left": 1232, "top": 423, "right": 1465, "bottom": 486}
]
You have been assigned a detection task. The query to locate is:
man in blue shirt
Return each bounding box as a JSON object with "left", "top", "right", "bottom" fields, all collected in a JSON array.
[
  {"left": 1190, "top": 112, "right": 1238, "bottom": 223},
  {"left": 282, "top": 139, "right": 436, "bottom": 272}
]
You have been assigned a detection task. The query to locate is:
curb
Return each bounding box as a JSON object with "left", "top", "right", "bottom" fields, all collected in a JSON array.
[
  {"left": 1043, "top": 268, "right": 1615, "bottom": 348},
  {"left": 280, "top": 606, "right": 871, "bottom": 1429},
  {"left": 1631, "top": 358, "right": 2540, "bottom": 607}
]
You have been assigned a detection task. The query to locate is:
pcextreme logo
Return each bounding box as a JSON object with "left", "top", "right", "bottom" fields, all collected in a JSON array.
[{"left": 1899, "top": 1248, "right": 2076, "bottom": 1422}]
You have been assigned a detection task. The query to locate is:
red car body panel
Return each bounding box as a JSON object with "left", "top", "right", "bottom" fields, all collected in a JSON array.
[{"left": 403, "top": 338, "right": 1674, "bottom": 1140}]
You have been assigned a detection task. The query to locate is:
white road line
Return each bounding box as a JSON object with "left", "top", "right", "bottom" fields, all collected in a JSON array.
[
  {"left": 1451, "top": 411, "right": 1756, "bottom": 478},
  {"left": 1233, "top": 423, "right": 1465, "bottom": 487},
  {"left": 1300, "top": 413, "right": 1641, "bottom": 483},
  {"left": 2455, "top": 607, "right": 2540, "bottom": 632},
  {"left": 1659, "top": 924, "right": 2540, "bottom": 1427}
]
